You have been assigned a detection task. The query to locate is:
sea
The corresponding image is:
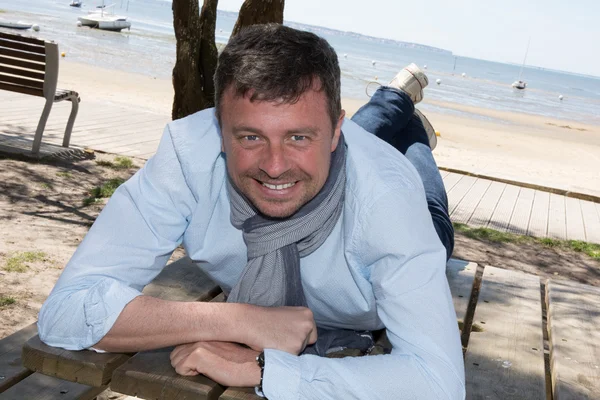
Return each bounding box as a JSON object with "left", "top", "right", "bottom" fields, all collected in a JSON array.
[{"left": 1, "top": 0, "right": 600, "bottom": 125}]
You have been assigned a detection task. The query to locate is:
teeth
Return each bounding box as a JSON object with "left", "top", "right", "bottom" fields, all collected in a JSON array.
[{"left": 262, "top": 182, "right": 296, "bottom": 190}]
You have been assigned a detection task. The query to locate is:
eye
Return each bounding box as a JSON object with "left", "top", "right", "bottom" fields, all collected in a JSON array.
[
  {"left": 243, "top": 135, "right": 260, "bottom": 141},
  {"left": 291, "top": 135, "right": 306, "bottom": 141}
]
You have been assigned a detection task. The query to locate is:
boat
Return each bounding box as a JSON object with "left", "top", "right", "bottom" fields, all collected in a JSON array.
[
  {"left": 69, "top": 1, "right": 83, "bottom": 7},
  {"left": 0, "top": 21, "right": 33, "bottom": 30},
  {"left": 512, "top": 39, "right": 530, "bottom": 90},
  {"left": 77, "top": 1, "right": 131, "bottom": 32}
]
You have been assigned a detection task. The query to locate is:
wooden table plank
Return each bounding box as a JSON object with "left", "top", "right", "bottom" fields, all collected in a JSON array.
[
  {"left": 506, "top": 187, "right": 535, "bottom": 236},
  {"left": 546, "top": 280, "right": 600, "bottom": 400},
  {"left": 446, "top": 259, "right": 477, "bottom": 328},
  {"left": 580, "top": 200, "right": 600, "bottom": 244},
  {"left": 548, "top": 193, "right": 567, "bottom": 240},
  {"left": 527, "top": 190, "right": 550, "bottom": 238},
  {"left": 467, "top": 181, "right": 505, "bottom": 228},
  {"left": 0, "top": 373, "right": 106, "bottom": 400},
  {"left": 487, "top": 184, "right": 520, "bottom": 232},
  {"left": 452, "top": 179, "right": 492, "bottom": 225},
  {"left": 21, "top": 257, "right": 220, "bottom": 387},
  {"left": 110, "top": 347, "right": 225, "bottom": 400},
  {"left": 565, "top": 197, "right": 587, "bottom": 242},
  {"left": 465, "top": 266, "right": 545, "bottom": 400},
  {"left": 0, "top": 322, "right": 37, "bottom": 392},
  {"left": 220, "top": 386, "right": 261, "bottom": 400}
]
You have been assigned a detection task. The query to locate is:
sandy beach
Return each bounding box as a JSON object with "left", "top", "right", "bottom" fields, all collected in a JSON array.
[{"left": 55, "top": 60, "right": 600, "bottom": 198}]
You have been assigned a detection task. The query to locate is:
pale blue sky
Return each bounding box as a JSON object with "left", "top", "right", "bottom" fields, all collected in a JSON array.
[{"left": 217, "top": 0, "right": 599, "bottom": 77}]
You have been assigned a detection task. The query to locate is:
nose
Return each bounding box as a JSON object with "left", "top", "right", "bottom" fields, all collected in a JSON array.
[{"left": 258, "top": 143, "right": 291, "bottom": 178}]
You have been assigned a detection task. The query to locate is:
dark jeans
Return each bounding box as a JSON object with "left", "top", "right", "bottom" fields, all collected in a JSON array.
[{"left": 351, "top": 87, "right": 454, "bottom": 260}]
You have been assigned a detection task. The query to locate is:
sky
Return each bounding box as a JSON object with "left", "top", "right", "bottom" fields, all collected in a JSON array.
[{"left": 216, "top": 0, "right": 600, "bottom": 78}]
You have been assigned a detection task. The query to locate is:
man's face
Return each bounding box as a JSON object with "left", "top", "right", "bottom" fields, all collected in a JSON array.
[{"left": 220, "top": 85, "right": 344, "bottom": 218}]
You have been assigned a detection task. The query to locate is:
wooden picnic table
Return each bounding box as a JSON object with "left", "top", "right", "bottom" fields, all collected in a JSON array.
[{"left": 1, "top": 257, "right": 599, "bottom": 399}]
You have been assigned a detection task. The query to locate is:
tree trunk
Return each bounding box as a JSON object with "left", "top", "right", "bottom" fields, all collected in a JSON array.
[
  {"left": 231, "top": 0, "right": 284, "bottom": 37},
  {"left": 171, "top": 0, "right": 218, "bottom": 120}
]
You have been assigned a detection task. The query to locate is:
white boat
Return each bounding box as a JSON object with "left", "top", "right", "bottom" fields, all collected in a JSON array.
[
  {"left": 77, "top": 2, "right": 131, "bottom": 32},
  {"left": 512, "top": 38, "right": 530, "bottom": 90},
  {"left": 70, "top": 1, "right": 83, "bottom": 7},
  {"left": 0, "top": 21, "right": 33, "bottom": 30}
]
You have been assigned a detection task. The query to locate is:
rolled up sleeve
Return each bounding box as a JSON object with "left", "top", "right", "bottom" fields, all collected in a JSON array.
[{"left": 38, "top": 125, "right": 197, "bottom": 350}]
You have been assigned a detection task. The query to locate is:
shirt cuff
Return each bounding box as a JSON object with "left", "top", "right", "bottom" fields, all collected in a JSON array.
[
  {"left": 263, "top": 349, "right": 302, "bottom": 400},
  {"left": 83, "top": 277, "right": 142, "bottom": 347}
]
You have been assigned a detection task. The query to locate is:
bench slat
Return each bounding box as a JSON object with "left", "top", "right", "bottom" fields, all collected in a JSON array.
[
  {"left": 21, "top": 257, "right": 221, "bottom": 388},
  {"left": 0, "top": 81, "right": 43, "bottom": 97},
  {"left": 0, "top": 322, "right": 37, "bottom": 392},
  {"left": 546, "top": 279, "right": 600, "bottom": 400},
  {"left": 0, "top": 38, "right": 45, "bottom": 55},
  {"left": 0, "top": 55, "right": 45, "bottom": 71},
  {"left": 0, "top": 47, "right": 45, "bottom": 63},
  {"left": 464, "top": 266, "right": 546, "bottom": 399},
  {"left": 0, "top": 373, "right": 106, "bottom": 400},
  {"left": 0, "top": 65, "right": 44, "bottom": 80},
  {"left": 0, "top": 31, "right": 45, "bottom": 46},
  {"left": 220, "top": 387, "right": 261, "bottom": 400},
  {"left": 0, "top": 73, "right": 43, "bottom": 89}
]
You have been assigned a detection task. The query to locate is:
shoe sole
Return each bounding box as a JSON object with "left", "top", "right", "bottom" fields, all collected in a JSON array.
[{"left": 414, "top": 109, "right": 437, "bottom": 150}]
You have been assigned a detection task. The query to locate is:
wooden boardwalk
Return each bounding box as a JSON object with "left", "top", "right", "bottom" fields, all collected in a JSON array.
[
  {"left": 1, "top": 91, "right": 599, "bottom": 244},
  {"left": 443, "top": 170, "right": 600, "bottom": 244}
]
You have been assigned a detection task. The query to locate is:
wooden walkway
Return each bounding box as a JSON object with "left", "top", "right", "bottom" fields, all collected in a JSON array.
[
  {"left": 1, "top": 91, "right": 599, "bottom": 244},
  {"left": 2, "top": 258, "right": 600, "bottom": 399},
  {"left": 443, "top": 171, "right": 600, "bottom": 244}
]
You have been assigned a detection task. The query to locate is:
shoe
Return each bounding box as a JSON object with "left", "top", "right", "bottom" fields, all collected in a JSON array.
[
  {"left": 414, "top": 109, "right": 437, "bottom": 150},
  {"left": 389, "top": 63, "right": 428, "bottom": 104}
]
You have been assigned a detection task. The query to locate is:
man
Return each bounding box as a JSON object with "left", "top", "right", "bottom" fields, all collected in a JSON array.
[{"left": 39, "top": 24, "right": 464, "bottom": 399}]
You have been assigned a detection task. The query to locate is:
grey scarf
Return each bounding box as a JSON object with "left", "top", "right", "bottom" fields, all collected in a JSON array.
[
  {"left": 227, "top": 135, "right": 346, "bottom": 307},
  {"left": 226, "top": 134, "right": 374, "bottom": 356}
]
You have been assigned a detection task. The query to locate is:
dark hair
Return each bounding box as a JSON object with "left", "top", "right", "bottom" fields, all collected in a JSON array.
[{"left": 214, "top": 24, "right": 341, "bottom": 128}]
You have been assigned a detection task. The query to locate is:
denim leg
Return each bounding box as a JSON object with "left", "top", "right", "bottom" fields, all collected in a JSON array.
[{"left": 351, "top": 87, "right": 454, "bottom": 260}]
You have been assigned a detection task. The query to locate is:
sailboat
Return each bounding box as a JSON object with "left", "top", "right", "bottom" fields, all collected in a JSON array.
[
  {"left": 77, "top": 1, "right": 131, "bottom": 32},
  {"left": 512, "top": 39, "right": 530, "bottom": 90}
]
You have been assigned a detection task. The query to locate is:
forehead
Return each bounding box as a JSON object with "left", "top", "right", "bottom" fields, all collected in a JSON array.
[{"left": 219, "top": 85, "right": 332, "bottom": 130}]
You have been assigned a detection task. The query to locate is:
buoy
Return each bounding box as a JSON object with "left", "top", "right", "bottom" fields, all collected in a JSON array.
[
  {"left": 558, "top": 95, "right": 564, "bottom": 101},
  {"left": 32, "top": 24, "right": 40, "bottom": 32},
  {"left": 372, "top": 60, "right": 376, "bottom": 66},
  {"left": 61, "top": 52, "right": 66, "bottom": 57},
  {"left": 436, "top": 79, "right": 442, "bottom": 85},
  {"left": 219, "top": 29, "right": 223, "bottom": 33},
  {"left": 374, "top": 76, "right": 378, "bottom": 81},
  {"left": 343, "top": 53, "right": 347, "bottom": 58},
  {"left": 423, "top": 64, "right": 427, "bottom": 69},
  {"left": 461, "top": 72, "right": 466, "bottom": 77},
  {"left": 435, "top": 131, "right": 441, "bottom": 137},
  {"left": 76, "top": 21, "right": 82, "bottom": 27}
]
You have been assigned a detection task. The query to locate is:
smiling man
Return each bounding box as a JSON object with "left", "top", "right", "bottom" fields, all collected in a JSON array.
[{"left": 38, "top": 24, "right": 464, "bottom": 399}]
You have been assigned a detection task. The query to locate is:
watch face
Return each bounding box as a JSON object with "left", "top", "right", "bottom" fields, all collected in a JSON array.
[{"left": 257, "top": 351, "right": 266, "bottom": 367}]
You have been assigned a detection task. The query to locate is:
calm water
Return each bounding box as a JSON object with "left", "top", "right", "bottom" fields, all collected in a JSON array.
[{"left": 1, "top": 0, "right": 599, "bottom": 124}]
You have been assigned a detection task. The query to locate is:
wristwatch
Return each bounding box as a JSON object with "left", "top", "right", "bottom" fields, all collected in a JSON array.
[{"left": 254, "top": 351, "right": 267, "bottom": 398}]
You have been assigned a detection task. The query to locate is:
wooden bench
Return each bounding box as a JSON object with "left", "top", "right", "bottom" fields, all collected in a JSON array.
[
  {"left": 2, "top": 258, "right": 599, "bottom": 399},
  {"left": 0, "top": 31, "right": 80, "bottom": 154}
]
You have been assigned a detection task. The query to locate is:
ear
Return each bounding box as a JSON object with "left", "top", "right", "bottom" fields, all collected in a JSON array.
[{"left": 331, "top": 110, "right": 345, "bottom": 152}]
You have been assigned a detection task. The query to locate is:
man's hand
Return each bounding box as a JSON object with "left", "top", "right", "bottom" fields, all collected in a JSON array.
[
  {"left": 243, "top": 306, "right": 318, "bottom": 355},
  {"left": 170, "top": 341, "right": 261, "bottom": 387}
]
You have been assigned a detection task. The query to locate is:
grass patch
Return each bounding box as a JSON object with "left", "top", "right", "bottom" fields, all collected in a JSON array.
[
  {"left": 40, "top": 182, "right": 53, "bottom": 190},
  {"left": 453, "top": 223, "right": 525, "bottom": 244},
  {"left": 4, "top": 251, "right": 47, "bottom": 273},
  {"left": 83, "top": 178, "right": 125, "bottom": 206},
  {"left": 0, "top": 296, "right": 16, "bottom": 307},
  {"left": 454, "top": 222, "right": 600, "bottom": 260},
  {"left": 96, "top": 156, "right": 134, "bottom": 170},
  {"left": 57, "top": 171, "right": 73, "bottom": 178}
]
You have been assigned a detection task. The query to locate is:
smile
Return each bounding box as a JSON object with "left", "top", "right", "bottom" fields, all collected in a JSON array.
[{"left": 261, "top": 182, "right": 296, "bottom": 190}]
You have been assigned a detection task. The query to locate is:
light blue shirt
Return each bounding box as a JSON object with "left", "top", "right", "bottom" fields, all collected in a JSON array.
[{"left": 38, "top": 108, "right": 465, "bottom": 399}]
